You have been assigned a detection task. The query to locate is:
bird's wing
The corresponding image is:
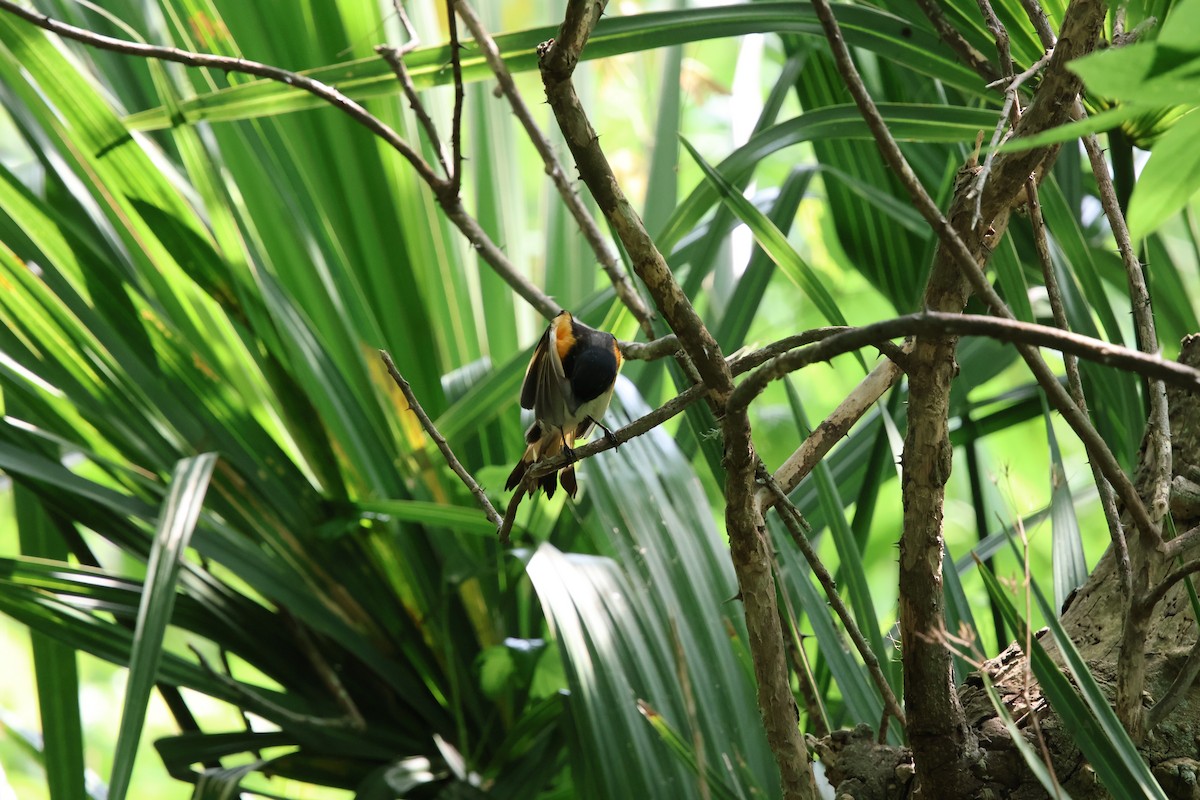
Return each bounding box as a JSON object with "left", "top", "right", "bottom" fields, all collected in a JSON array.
[{"left": 518, "top": 326, "right": 549, "bottom": 410}]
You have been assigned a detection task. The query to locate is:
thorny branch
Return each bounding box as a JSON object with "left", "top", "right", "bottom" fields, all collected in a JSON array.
[
  {"left": 538, "top": 2, "right": 807, "bottom": 795},
  {"left": 445, "top": 0, "right": 465, "bottom": 195},
  {"left": 20, "top": 0, "right": 1200, "bottom": 780},
  {"left": 809, "top": 0, "right": 1112, "bottom": 792},
  {"left": 452, "top": 0, "right": 656, "bottom": 336},
  {"left": 0, "top": 0, "right": 571, "bottom": 321},
  {"left": 760, "top": 468, "right": 907, "bottom": 731},
  {"left": 380, "top": 351, "right": 502, "bottom": 528},
  {"left": 808, "top": 0, "right": 1156, "bottom": 546},
  {"left": 1025, "top": 179, "right": 1131, "bottom": 597},
  {"left": 1073, "top": 99, "right": 1173, "bottom": 741}
]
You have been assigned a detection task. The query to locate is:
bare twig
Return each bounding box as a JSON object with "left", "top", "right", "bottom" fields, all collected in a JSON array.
[
  {"left": 765, "top": 355, "right": 907, "bottom": 509},
  {"left": 728, "top": 312, "right": 1200, "bottom": 413},
  {"left": 972, "top": 52, "right": 1053, "bottom": 229},
  {"left": 809, "top": 0, "right": 1112, "bottom": 790},
  {"left": 1072, "top": 101, "right": 1172, "bottom": 742},
  {"left": 500, "top": 379, "right": 711, "bottom": 542},
  {"left": 376, "top": 44, "right": 451, "bottom": 178},
  {"left": 1018, "top": 0, "right": 1057, "bottom": 49},
  {"left": 453, "top": 0, "right": 656, "bottom": 336},
  {"left": 977, "top": 0, "right": 1014, "bottom": 78},
  {"left": 619, "top": 334, "right": 680, "bottom": 362},
  {"left": 1138, "top": 549, "right": 1200, "bottom": 610},
  {"left": 538, "top": 3, "right": 729, "bottom": 396},
  {"left": 516, "top": 311, "right": 1200, "bottom": 524},
  {"left": 380, "top": 351, "right": 502, "bottom": 528},
  {"left": 539, "top": 5, "right": 812, "bottom": 795},
  {"left": 0, "top": 0, "right": 441, "bottom": 184},
  {"left": 496, "top": 486, "right": 524, "bottom": 546},
  {"left": 1114, "top": 16, "right": 1158, "bottom": 46},
  {"left": 446, "top": 0, "right": 465, "bottom": 194},
  {"left": 1166, "top": 524, "right": 1200, "bottom": 560},
  {"left": 760, "top": 468, "right": 907, "bottom": 730},
  {"left": 283, "top": 610, "right": 366, "bottom": 729},
  {"left": 1025, "top": 179, "right": 1131, "bottom": 597},
  {"left": 0, "top": 0, "right": 565, "bottom": 322},
  {"left": 808, "top": 0, "right": 1157, "bottom": 549},
  {"left": 526, "top": 382, "right": 709, "bottom": 482},
  {"left": 913, "top": 0, "right": 999, "bottom": 83},
  {"left": 1077, "top": 104, "right": 1173, "bottom": 536}
]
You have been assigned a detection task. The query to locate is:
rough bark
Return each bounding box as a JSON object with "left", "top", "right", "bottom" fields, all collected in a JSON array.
[
  {"left": 898, "top": 185, "right": 986, "bottom": 795},
  {"left": 817, "top": 336, "right": 1200, "bottom": 799}
]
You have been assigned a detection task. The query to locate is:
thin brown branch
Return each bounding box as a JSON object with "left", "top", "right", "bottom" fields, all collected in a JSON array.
[
  {"left": 453, "top": 0, "right": 656, "bottom": 337},
  {"left": 761, "top": 468, "right": 907, "bottom": 730},
  {"left": 0, "top": 0, "right": 444, "bottom": 184},
  {"left": 1026, "top": 179, "right": 1130, "bottom": 597},
  {"left": 282, "top": 609, "right": 366, "bottom": 729},
  {"left": 531, "top": 309, "right": 1200, "bottom": 511},
  {"left": 0, "top": 0, "right": 565, "bottom": 322},
  {"left": 376, "top": 44, "right": 451, "bottom": 178},
  {"left": 537, "top": 3, "right": 729, "bottom": 397},
  {"left": 761, "top": 356, "right": 906, "bottom": 505},
  {"left": 446, "top": 0, "right": 465, "bottom": 194},
  {"left": 1138, "top": 549, "right": 1200, "bottom": 611},
  {"left": 809, "top": 0, "right": 1157, "bottom": 551},
  {"left": 728, "top": 312, "right": 1200, "bottom": 414},
  {"left": 1018, "top": 0, "right": 1058, "bottom": 49},
  {"left": 913, "top": 0, "right": 999, "bottom": 83},
  {"left": 1166, "top": 524, "right": 1200, "bottom": 560},
  {"left": 526, "top": 382, "right": 708, "bottom": 482},
  {"left": 496, "top": 486, "right": 523, "bottom": 546},
  {"left": 1077, "top": 105, "right": 1173, "bottom": 535},
  {"left": 189, "top": 643, "right": 360, "bottom": 730},
  {"left": 501, "top": 380, "right": 711, "bottom": 543},
  {"left": 441, "top": 198, "right": 561, "bottom": 319},
  {"left": 972, "top": 52, "right": 1052, "bottom": 229},
  {"left": 619, "top": 334, "right": 680, "bottom": 362},
  {"left": 1074, "top": 101, "right": 1172, "bottom": 742},
  {"left": 777, "top": 573, "right": 831, "bottom": 738},
  {"left": 977, "top": 0, "right": 1014, "bottom": 78},
  {"left": 809, "top": 0, "right": 1112, "bottom": 790},
  {"left": 539, "top": 4, "right": 808, "bottom": 795},
  {"left": 380, "top": 351, "right": 502, "bottom": 528}
]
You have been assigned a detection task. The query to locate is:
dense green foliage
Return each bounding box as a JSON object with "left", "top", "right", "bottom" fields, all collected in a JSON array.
[{"left": 0, "top": 0, "right": 1198, "bottom": 798}]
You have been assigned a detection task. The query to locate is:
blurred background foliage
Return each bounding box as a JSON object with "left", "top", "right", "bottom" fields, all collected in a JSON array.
[{"left": 0, "top": 0, "right": 1197, "bottom": 798}]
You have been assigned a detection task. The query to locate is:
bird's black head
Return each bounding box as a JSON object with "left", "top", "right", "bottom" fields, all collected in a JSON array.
[{"left": 566, "top": 340, "right": 619, "bottom": 402}]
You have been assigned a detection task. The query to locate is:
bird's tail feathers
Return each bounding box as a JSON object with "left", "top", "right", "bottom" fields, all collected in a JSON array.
[{"left": 505, "top": 426, "right": 578, "bottom": 499}]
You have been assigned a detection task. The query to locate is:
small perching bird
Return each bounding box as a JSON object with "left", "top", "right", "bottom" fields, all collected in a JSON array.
[{"left": 505, "top": 310, "right": 622, "bottom": 498}]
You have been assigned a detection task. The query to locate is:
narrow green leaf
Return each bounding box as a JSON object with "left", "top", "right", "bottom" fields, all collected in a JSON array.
[
  {"left": 681, "top": 137, "right": 866, "bottom": 371},
  {"left": 992, "top": 235, "right": 1033, "bottom": 323},
  {"left": 638, "top": 701, "right": 744, "bottom": 800},
  {"left": 108, "top": 454, "right": 217, "bottom": 800},
  {"left": 660, "top": 104, "right": 997, "bottom": 255},
  {"left": 714, "top": 168, "right": 817, "bottom": 352},
  {"left": 1127, "top": 110, "right": 1200, "bottom": 241},
  {"left": 786, "top": 381, "right": 887, "bottom": 673},
  {"left": 15, "top": 486, "right": 87, "bottom": 800},
  {"left": 643, "top": 33, "right": 683, "bottom": 239},
  {"left": 121, "top": 4, "right": 983, "bottom": 130},
  {"left": 1042, "top": 399, "right": 1087, "bottom": 613}
]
